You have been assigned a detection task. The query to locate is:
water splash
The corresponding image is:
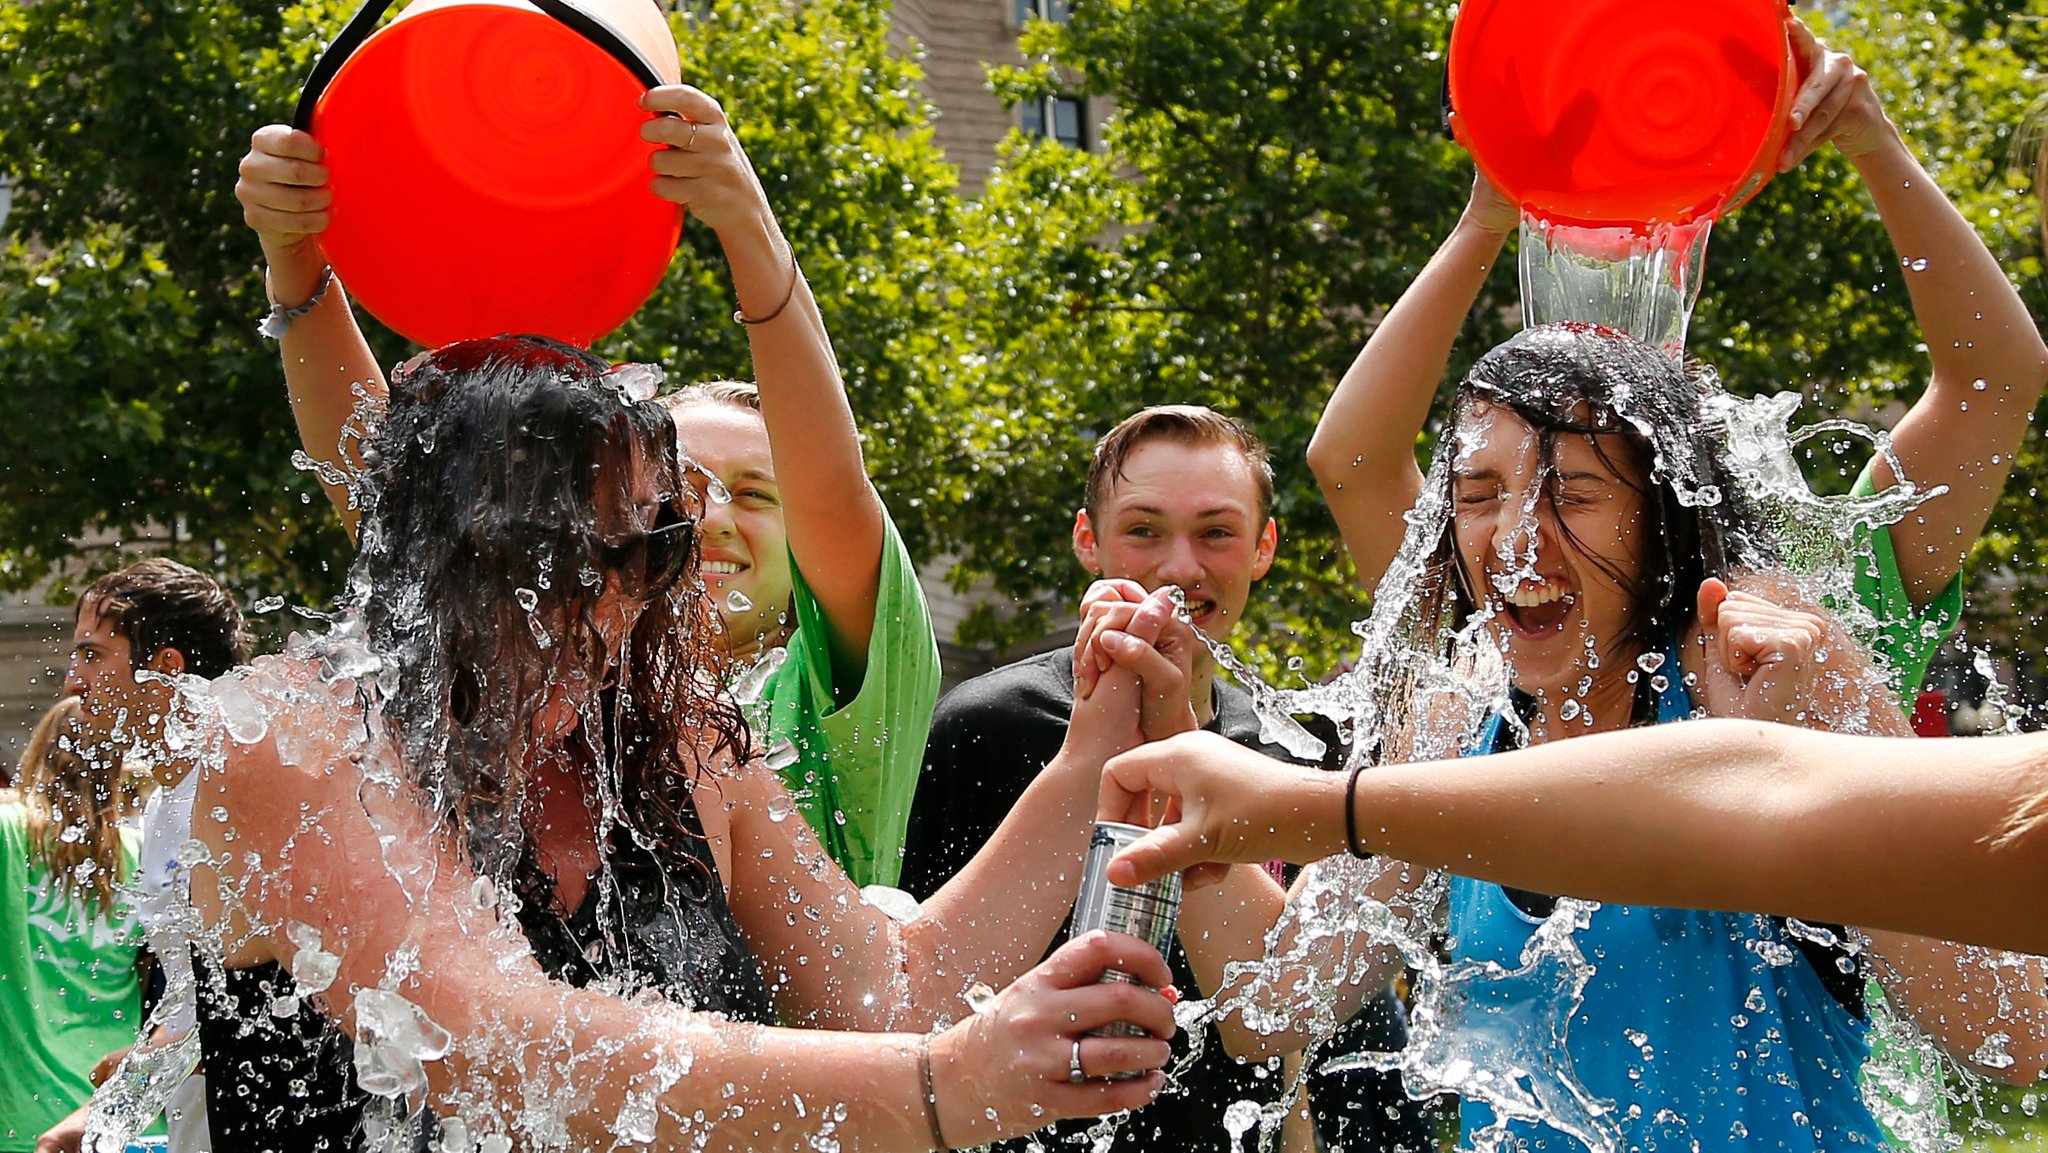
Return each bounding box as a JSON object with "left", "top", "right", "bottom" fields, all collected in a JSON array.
[
  {"left": 353, "top": 988, "right": 454, "bottom": 1099},
  {"left": 1519, "top": 216, "right": 1712, "bottom": 358},
  {"left": 1197, "top": 358, "right": 1985, "bottom": 1150}
]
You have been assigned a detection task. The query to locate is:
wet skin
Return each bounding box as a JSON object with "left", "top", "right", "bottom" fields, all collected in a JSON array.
[{"left": 1449, "top": 401, "right": 1651, "bottom": 733}]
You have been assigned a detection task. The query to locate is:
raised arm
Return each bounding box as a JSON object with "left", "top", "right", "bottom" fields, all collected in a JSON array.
[
  {"left": 641, "top": 87, "right": 888, "bottom": 673},
  {"left": 1778, "top": 24, "right": 2048, "bottom": 607},
  {"left": 1306, "top": 175, "right": 1518, "bottom": 589},
  {"left": 721, "top": 589, "right": 1191, "bottom": 1034},
  {"left": 234, "top": 126, "right": 387, "bottom": 539}
]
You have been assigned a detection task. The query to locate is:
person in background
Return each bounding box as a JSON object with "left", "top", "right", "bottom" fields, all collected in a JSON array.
[
  {"left": 3, "top": 699, "right": 145, "bottom": 1152},
  {"left": 38, "top": 557, "right": 251, "bottom": 1153},
  {"left": 234, "top": 80, "right": 940, "bottom": 890},
  {"left": 901, "top": 406, "right": 1430, "bottom": 1153}
]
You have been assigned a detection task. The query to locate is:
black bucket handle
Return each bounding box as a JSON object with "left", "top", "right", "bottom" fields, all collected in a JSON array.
[{"left": 292, "top": 0, "right": 668, "bottom": 131}]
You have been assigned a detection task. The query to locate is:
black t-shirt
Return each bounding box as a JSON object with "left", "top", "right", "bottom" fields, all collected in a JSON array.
[
  {"left": 197, "top": 791, "right": 774, "bottom": 1152},
  {"left": 901, "top": 648, "right": 1431, "bottom": 1153}
]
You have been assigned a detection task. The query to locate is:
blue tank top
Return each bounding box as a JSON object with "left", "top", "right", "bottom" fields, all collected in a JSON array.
[{"left": 1447, "top": 670, "right": 1885, "bottom": 1152}]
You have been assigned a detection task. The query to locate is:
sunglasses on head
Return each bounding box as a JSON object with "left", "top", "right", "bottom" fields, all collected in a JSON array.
[{"left": 598, "top": 502, "right": 695, "bottom": 599}]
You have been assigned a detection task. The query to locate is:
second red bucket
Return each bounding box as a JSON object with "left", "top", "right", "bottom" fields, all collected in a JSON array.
[
  {"left": 298, "top": 0, "right": 683, "bottom": 348},
  {"left": 1447, "top": 0, "right": 1799, "bottom": 230}
]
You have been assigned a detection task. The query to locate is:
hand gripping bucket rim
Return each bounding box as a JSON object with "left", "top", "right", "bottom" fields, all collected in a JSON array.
[
  {"left": 296, "top": 0, "right": 684, "bottom": 348},
  {"left": 1444, "top": 0, "right": 1800, "bottom": 231}
]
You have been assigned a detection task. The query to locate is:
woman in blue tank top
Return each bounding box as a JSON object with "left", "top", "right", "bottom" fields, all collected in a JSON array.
[
  {"left": 1117, "top": 323, "right": 2048, "bottom": 1152},
  {"left": 1418, "top": 325, "right": 1896, "bottom": 1151}
]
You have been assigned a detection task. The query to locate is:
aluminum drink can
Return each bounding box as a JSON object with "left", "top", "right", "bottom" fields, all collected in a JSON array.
[{"left": 1071, "top": 820, "right": 1183, "bottom": 1044}]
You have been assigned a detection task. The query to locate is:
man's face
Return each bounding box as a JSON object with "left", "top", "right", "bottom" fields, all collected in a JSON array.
[
  {"left": 1073, "top": 438, "right": 1278, "bottom": 640},
  {"left": 64, "top": 602, "right": 174, "bottom": 748}
]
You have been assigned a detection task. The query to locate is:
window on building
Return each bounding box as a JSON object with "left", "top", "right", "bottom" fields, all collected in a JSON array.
[
  {"left": 1015, "top": 0, "right": 1071, "bottom": 25},
  {"left": 1020, "top": 96, "right": 1087, "bottom": 150}
]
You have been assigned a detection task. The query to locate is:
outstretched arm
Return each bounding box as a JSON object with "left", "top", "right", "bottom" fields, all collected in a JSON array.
[
  {"left": 235, "top": 126, "right": 387, "bottom": 539},
  {"left": 1778, "top": 24, "right": 2048, "bottom": 607},
  {"left": 1101, "top": 721, "right": 2048, "bottom": 957},
  {"left": 642, "top": 88, "right": 888, "bottom": 675},
  {"left": 1305, "top": 175, "right": 1518, "bottom": 590},
  {"left": 193, "top": 693, "right": 1169, "bottom": 1153}
]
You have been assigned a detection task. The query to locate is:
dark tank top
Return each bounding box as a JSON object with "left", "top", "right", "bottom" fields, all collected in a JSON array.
[{"left": 197, "top": 795, "right": 773, "bottom": 1152}]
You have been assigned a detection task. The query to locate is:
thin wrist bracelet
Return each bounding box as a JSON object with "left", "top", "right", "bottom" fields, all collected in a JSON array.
[
  {"left": 1344, "top": 763, "right": 1369, "bottom": 859},
  {"left": 733, "top": 247, "right": 800, "bottom": 326},
  {"left": 259, "top": 265, "right": 334, "bottom": 340},
  {"left": 920, "top": 1037, "right": 951, "bottom": 1150}
]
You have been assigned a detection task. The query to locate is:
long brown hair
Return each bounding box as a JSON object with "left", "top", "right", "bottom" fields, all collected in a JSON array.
[
  {"left": 350, "top": 336, "right": 750, "bottom": 892},
  {"left": 17, "top": 697, "right": 136, "bottom": 918}
]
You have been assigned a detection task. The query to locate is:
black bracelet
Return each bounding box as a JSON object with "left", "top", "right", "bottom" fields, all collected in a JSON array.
[
  {"left": 920, "top": 1037, "right": 952, "bottom": 1150},
  {"left": 733, "top": 247, "right": 800, "bottom": 326},
  {"left": 1344, "top": 763, "right": 1368, "bottom": 859}
]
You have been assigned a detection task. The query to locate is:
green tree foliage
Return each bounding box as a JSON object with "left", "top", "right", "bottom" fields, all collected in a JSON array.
[
  {"left": 0, "top": 0, "right": 354, "bottom": 601},
  {"left": 0, "top": 0, "right": 2041, "bottom": 682},
  {"left": 0, "top": 0, "right": 1048, "bottom": 625},
  {"left": 978, "top": 0, "right": 2046, "bottom": 674}
]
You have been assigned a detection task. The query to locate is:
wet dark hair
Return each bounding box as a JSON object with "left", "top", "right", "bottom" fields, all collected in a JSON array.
[
  {"left": 78, "top": 557, "right": 250, "bottom": 679},
  {"left": 349, "top": 335, "right": 748, "bottom": 888},
  {"left": 1424, "top": 323, "right": 1777, "bottom": 673}
]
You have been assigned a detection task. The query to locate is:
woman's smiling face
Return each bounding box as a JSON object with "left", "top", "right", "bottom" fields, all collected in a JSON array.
[
  {"left": 665, "top": 401, "right": 794, "bottom": 654},
  {"left": 1449, "top": 400, "right": 1654, "bottom": 702}
]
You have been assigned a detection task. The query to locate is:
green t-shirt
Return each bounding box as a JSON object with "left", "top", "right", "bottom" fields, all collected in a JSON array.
[
  {"left": 1843, "top": 462, "right": 1964, "bottom": 707},
  {"left": 753, "top": 511, "right": 941, "bottom": 889},
  {"left": 0, "top": 802, "right": 143, "bottom": 1152},
  {"left": 1835, "top": 463, "right": 1965, "bottom": 1142}
]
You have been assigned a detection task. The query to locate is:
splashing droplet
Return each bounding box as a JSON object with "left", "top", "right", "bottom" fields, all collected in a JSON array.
[
  {"left": 859, "top": 885, "right": 923, "bottom": 924},
  {"left": 962, "top": 981, "right": 997, "bottom": 1013}
]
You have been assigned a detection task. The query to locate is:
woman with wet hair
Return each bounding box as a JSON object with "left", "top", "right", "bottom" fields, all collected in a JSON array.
[
  {"left": 1098, "top": 70, "right": 2048, "bottom": 989},
  {"left": 0, "top": 698, "right": 145, "bottom": 1150},
  {"left": 237, "top": 83, "right": 940, "bottom": 893},
  {"left": 1102, "top": 316, "right": 2047, "bottom": 1151},
  {"left": 1223, "top": 27, "right": 2048, "bottom": 1152},
  {"left": 176, "top": 334, "right": 1184, "bottom": 1153}
]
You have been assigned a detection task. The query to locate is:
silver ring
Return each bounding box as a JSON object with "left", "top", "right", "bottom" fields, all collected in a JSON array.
[
  {"left": 1068, "top": 1039, "right": 1086, "bottom": 1084},
  {"left": 682, "top": 120, "right": 701, "bottom": 152}
]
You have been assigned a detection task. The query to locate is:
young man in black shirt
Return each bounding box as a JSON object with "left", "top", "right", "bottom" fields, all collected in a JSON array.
[{"left": 901, "top": 406, "right": 1429, "bottom": 1152}]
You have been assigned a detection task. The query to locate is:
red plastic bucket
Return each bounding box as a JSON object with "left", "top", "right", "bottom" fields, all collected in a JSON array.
[
  {"left": 300, "top": 0, "right": 682, "bottom": 348},
  {"left": 1447, "top": 0, "right": 1798, "bottom": 230}
]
